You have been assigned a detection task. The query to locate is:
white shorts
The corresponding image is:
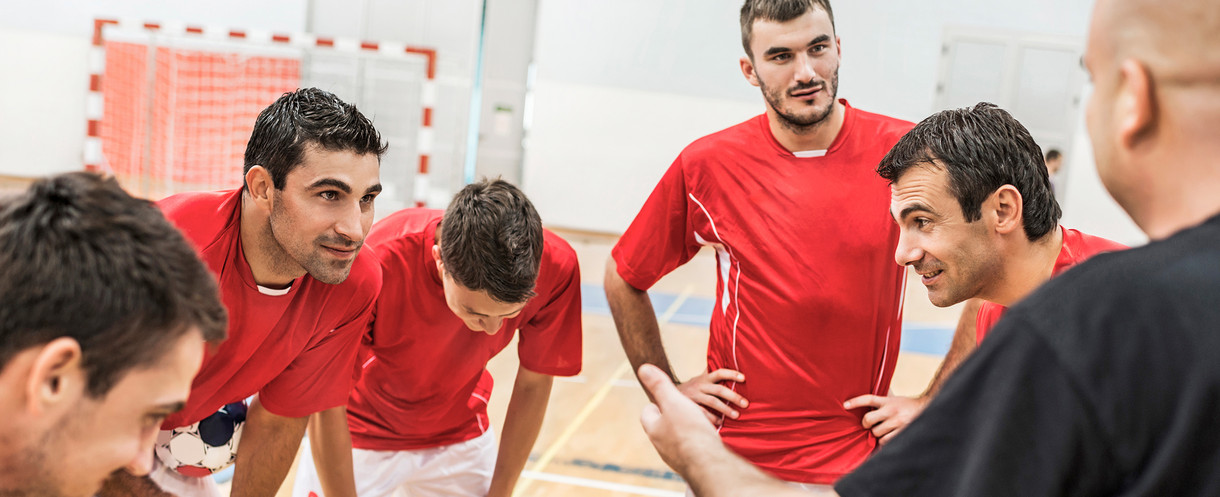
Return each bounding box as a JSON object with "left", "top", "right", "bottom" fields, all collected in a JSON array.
[
  {"left": 148, "top": 455, "right": 223, "bottom": 497},
  {"left": 293, "top": 428, "right": 497, "bottom": 497}
]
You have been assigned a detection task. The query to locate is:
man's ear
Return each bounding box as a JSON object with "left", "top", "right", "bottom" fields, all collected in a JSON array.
[
  {"left": 1115, "top": 59, "right": 1157, "bottom": 150},
  {"left": 245, "top": 166, "right": 275, "bottom": 211},
  {"left": 740, "top": 56, "right": 761, "bottom": 87},
  {"left": 27, "top": 337, "right": 85, "bottom": 416},
  {"left": 989, "top": 185, "right": 1024, "bottom": 236},
  {"left": 432, "top": 244, "right": 443, "bottom": 275}
]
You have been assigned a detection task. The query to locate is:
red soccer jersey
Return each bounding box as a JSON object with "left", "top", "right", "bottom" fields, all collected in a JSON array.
[
  {"left": 158, "top": 189, "right": 381, "bottom": 428},
  {"left": 612, "top": 101, "right": 912, "bottom": 484},
  {"left": 975, "top": 226, "right": 1126, "bottom": 343},
  {"left": 345, "top": 209, "right": 582, "bottom": 451}
]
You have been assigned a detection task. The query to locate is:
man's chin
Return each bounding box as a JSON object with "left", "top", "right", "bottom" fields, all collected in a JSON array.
[{"left": 307, "top": 261, "right": 354, "bottom": 285}]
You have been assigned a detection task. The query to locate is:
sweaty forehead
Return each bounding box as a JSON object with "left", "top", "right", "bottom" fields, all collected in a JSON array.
[{"left": 889, "top": 164, "right": 954, "bottom": 218}]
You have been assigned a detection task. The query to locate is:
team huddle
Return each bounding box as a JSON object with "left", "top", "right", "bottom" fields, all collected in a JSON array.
[{"left": 3, "top": 0, "right": 1220, "bottom": 496}]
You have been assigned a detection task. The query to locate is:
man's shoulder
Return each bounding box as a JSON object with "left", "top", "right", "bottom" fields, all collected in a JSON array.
[
  {"left": 1063, "top": 226, "right": 1128, "bottom": 257},
  {"left": 368, "top": 208, "right": 442, "bottom": 248},
  {"left": 681, "top": 114, "right": 768, "bottom": 158},
  {"left": 1021, "top": 220, "right": 1220, "bottom": 329},
  {"left": 157, "top": 189, "right": 241, "bottom": 251},
  {"left": 847, "top": 105, "right": 916, "bottom": 140},
  {"left": 541, "top": 228, "right": 580, "bottom": 282}
]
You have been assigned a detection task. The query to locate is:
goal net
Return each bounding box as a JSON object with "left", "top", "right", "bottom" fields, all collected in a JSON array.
[{"left": 87, "top": 18, "right": 437, "bottom": 207}]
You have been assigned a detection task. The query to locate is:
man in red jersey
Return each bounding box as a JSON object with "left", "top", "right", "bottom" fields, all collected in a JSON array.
[
  {"left": 841, "top": 102, "right": 1125, "bottom": 444},
  {"left": 293, "top": 179, "right": 581, "bottom": 497},
  {"left": 604, "top": 0, "right": 912, "bottom": 489},
  {"left": 101, "top": 87, "right": 386, "bottom": 497}
]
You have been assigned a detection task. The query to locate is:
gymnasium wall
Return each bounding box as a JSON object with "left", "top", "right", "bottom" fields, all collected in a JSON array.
[
  {"left": 522, "top": 0, "right": 1146, "bottom": 246},
  {"left": 0, "top": 0, "right": 1145, "bottom": 245}
]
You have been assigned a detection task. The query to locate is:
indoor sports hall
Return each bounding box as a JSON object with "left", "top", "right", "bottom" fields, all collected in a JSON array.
[{"left": 1, "top": 1, "right": 1148, "bottom": 496}]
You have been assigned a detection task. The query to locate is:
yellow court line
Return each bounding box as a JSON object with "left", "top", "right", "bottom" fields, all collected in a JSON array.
[{"left": 514, "top": 285, "right": 694, "bottom": 496}]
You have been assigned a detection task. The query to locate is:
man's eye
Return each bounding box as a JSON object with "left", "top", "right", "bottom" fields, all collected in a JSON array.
[{"left": 320, "top": 191, "right": 339, "bottom": 201}]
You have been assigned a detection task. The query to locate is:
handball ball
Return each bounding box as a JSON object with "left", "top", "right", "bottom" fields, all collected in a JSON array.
[{"left": 155, "top": 401, "right": 247, "bottom": 477}]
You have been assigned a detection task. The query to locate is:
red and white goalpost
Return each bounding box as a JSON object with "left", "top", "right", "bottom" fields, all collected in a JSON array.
[{"left": 86, "top": 18, "right": 437, "bottom": 205}]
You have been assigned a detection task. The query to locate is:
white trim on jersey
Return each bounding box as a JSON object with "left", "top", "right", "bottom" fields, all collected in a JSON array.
[{"left": 688, "top": 192, "right": 743, "bottom": 432}]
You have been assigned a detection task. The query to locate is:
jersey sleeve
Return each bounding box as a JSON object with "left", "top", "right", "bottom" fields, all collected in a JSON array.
[
  {"left": 835, "top": 314, "right": 1119, "bottom": 497},
  {"left": 518, "top": 254, "right": 582, "bottom": 377},
  {"left": 611, "top": 155, "right": 700, "bottom": 291}
]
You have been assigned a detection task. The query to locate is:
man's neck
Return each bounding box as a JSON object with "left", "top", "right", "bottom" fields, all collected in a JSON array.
[
  {"left": 767, "top": 99, "right": 846, "bottom": 153},
  {"left": 989, "top": 226, "right": 1064, "bottom": 307},
  {"left": 239, "top": 192, "right": 304, "bottom": 288}
]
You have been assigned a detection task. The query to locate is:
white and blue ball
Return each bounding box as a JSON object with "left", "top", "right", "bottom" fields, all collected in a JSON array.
[{"left": 155, "top": 401, "right": 246, "bottom": 477}]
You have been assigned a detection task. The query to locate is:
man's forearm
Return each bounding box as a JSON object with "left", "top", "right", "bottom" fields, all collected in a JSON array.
[
  {"left": 487, "top": 368, "right": 554, "bottom": 497},
  {"left": 308, "top": 406, "right": 357, "bottom": 497},
  {"left": 230, "top": 397, "right": 310, "bottom": 497},
  {"left": 605, "top": 257, "right": 676, "bottom": 383},
  {"left": 683, "top": 442, "right": 827, "bottom": 497},
  {"left": 922, "top": 298, "right": 982, "bottom": 398}
]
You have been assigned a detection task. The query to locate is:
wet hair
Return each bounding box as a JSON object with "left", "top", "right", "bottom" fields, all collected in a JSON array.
[
  {"left": 243, "top": 87, "right": 388, "bottom": 189},
  {"left": 0, "top": 172, "right": 227, "bottom": 397},
  {"left": 438, "top": 179, "right": 544, "bottom": 304},
  {"left": 740, "top": 0, "right": 835, "bottom": 59},
  {"left": 877, "top": 102, "right": 1062, "bottom": 241}
]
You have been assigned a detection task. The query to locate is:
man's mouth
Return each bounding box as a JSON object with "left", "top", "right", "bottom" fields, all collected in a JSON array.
[
  {"left": 919, "top": 269, "right": 944, "bottom": 284},
  {"left": 789, "top": 85, "right": 823, "bottom": 99}
]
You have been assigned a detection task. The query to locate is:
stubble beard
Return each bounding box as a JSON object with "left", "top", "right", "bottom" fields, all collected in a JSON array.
[
  {"left": 762, "top": 66, "right": 840, "bottom": 135},
  {"left": 267, "top": 196, "right": 357, "bottom": 286}
]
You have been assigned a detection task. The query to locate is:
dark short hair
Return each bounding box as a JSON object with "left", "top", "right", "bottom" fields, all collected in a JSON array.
[
  {"left": 1045, "top": 148, "right": 1062, "bottom": 161},
  {"left": 877, "top": 102, "right": 1062, "bottom": 241},
  {"left": 438, "top": 179, "right": 544, "bottom": 303},
  {"left": 0, "top": 173, "right": 227, "bottom": 397},
  {"left": 740, "top": 0, "right": 835, "bottom": 59},
  {"left": 243, "top": 87, "right": 388, "bottom": 189}
]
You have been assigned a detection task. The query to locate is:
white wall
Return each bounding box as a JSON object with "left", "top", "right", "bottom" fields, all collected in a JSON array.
[{"left": 523, "top": 0, "right": 1140, "bottom": 244}]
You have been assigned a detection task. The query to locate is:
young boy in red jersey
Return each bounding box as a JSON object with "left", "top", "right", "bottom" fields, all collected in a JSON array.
[
  {"left": 101, "top": 87, "right": 387, "bottom": 497},
  {"left": 293, "top": 179, "right": 581, "bottom": 497}
]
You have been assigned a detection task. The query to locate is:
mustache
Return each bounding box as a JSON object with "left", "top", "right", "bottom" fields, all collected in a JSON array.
[
  {"left": 911, "top": 260, "right": 944, "bottom": 274},
  {"left": 788, "top": 81, "right": 825, "bottom": 95},
  {"left": 318, "top": 236, "right": 362, "bottom": 250}
]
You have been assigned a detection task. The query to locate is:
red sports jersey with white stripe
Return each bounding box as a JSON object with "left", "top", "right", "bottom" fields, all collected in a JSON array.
[{"left": 613, "top": 101, "right": 912, "bottom": 484}]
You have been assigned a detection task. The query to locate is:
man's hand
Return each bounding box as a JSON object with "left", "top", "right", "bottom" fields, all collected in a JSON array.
[
  {"left": 640, "top": 364, "right": 723, "bottom": 474},
  {"left": 676, "top": 369, "right": 748, "bottom": 425},
  {"left": 843, "top": 394, "right": 929, "bottom": 445}
]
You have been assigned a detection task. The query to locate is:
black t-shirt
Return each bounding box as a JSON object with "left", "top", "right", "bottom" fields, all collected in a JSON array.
[{"left": 837, "top": 212, "right": 1220, "bottom": 496}]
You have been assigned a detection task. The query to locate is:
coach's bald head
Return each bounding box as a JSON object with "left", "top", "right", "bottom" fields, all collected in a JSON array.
[{"left": 1084, "top": 0, "right": 1220, "bottom": 240}]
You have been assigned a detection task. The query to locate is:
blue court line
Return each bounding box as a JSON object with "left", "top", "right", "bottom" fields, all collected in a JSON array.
[{"left": 580, "top": 283, "right": 953, "bottom": 356}]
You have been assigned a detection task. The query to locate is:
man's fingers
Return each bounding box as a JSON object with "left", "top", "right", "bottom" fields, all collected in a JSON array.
[
  {"left": 706, "top": 368, "right": 746, "bottom": 383},
  {"left": 639, "top": 364, "right": 681, "bottom": 405},
  {"left": 844, "top": 394, "right": 884, "bottom": 410},
  {"left": 694, "top": 394, "right": 739, "bottom": 419},
  {"left": 861, "top": 407, "right": 892, "bottom": 429},
  {"left": 702, "top": 384, "right": 749, "bottom": 409}
]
